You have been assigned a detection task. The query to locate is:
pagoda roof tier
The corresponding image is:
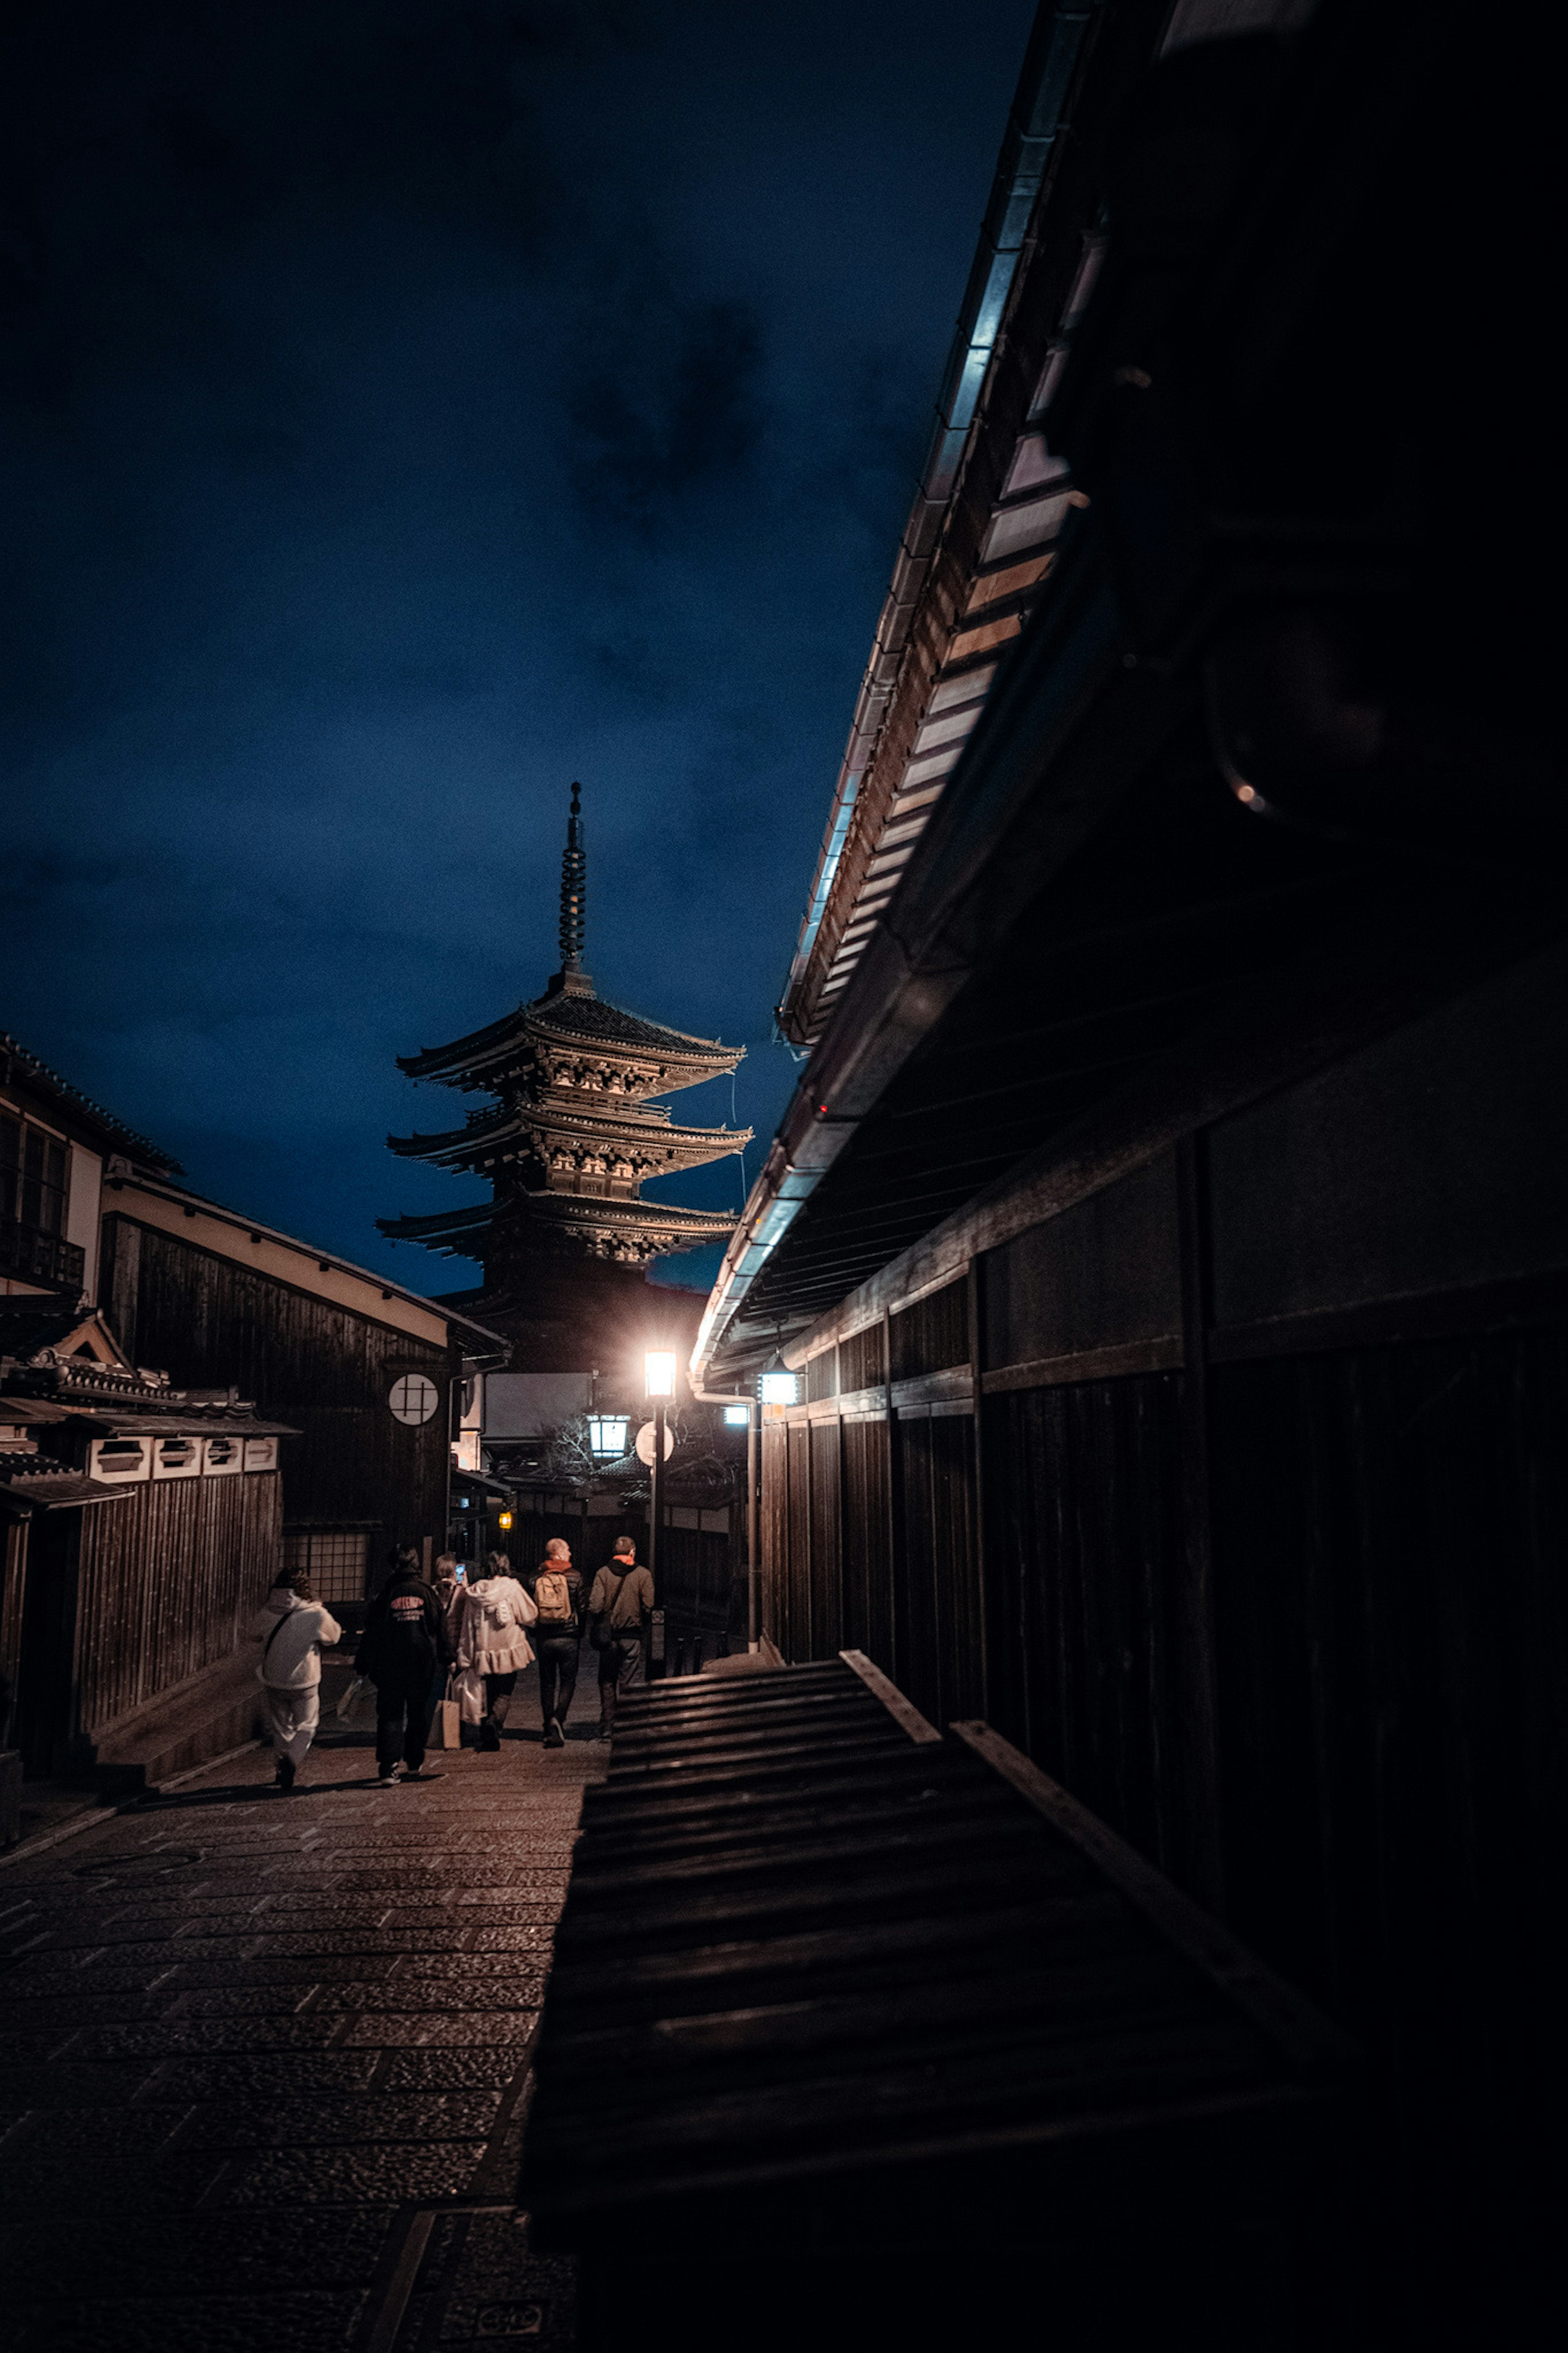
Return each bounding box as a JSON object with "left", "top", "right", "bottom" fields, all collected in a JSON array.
[
  {"left": 399, "top": 981, "right": 742, "bottom": 1095},
  {"left": 379, "top": 1191, "right": 737, "bottom": 1264},
  {"left": 377, "top": 1200, "right": 494, "bottom": 1252},
  {"left": 386, "top": 1101, "right": 751, "bottom": 1175}
]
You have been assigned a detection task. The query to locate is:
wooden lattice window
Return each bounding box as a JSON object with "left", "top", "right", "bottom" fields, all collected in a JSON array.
[{"left": 283, "top": 1528, "right": 370, "bottom": 1608}]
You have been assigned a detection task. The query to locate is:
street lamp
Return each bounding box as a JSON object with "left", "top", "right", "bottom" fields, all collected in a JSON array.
[
  {"left": 759, "top": 1369, "right": 798, "bottom": 1406},
  {"left": 588, "top": 1413, "right": 631, "bottom": 1459},
  {"left": 644, "top": 1350, "right": 676, "bottom": 1655},
  {"left": 723, "top": 1404, "right": 750, "bottom": 1427}
]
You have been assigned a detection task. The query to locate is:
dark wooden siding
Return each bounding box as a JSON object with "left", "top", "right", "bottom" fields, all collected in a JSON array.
[
  {"left": 74, "top": 1470, "right": 282, "bottom": 1738},
  {"left": 102, "top": 1216, "right": 453, "bottom": 1565},
  {"left": 981, "top": 1153, "right": 1182, "bottom": 1372},
  {"left": 808, "top": 1421, "right": 842, "bottom": 1658},
  {"left": 889, "top": 1278, "right": 968, "bottom": 1381},
  {"left": 840, "top": 1320, "right": 886, "bottom": 1394},
  {"left": 893, "top": 1413, "right": 981, "bottom": 1729},
  {"left": 980, "top": 1375, "right": 1191, "bottom": 1885},
  {"left": 752, "top": 942, "right": 1568, "bottom": 2332},
  {"left": 840, "top": 1416, "right": 892, "bottom": 1667},
  {"left": 786, "top": 1423, "right": 811, "bottom": 1660},
  {"left": 1207, "top": 1326, "right": 1568, "bottom": 2299}
]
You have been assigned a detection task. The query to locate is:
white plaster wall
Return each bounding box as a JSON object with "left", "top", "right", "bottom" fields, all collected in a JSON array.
[{"left": 66, "top": 1144, "right": 102, "bottom": 1301}]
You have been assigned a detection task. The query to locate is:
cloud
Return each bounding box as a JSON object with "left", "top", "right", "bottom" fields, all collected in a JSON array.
[
  {"left": 1, "top": 0, "right": 1040, "bottom": 1285},
  {"left": 567, "top": 289, "right": 764, "bottom": 526}
]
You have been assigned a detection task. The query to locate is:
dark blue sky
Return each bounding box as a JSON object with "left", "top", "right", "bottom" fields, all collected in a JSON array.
[{"left": 2, "top": 0, "right": 1037, "bottom": 1296}]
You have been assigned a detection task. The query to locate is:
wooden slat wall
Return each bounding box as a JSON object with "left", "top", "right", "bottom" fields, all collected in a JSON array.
[
  {"left": 981, "top": 1375, "right": 1191, "bottom": 1887},
  {"left": 840, "top": 1417, "right": 891, "bottom": 1666},
  {"left": 102, "top": 1216, "right": 452, "bottom": 1557},
  {"left": 1207, "top": 1327, "right": 1568, "bottom": 2292},
  {"left": 894, "top": 1414, "right": 981, "bottom": 1731},
  {"left": 808, "top": 1421, "right": 842, "bottom": 1659},
  {"left": 751, "top": 947, "right": 1568, "bottom": 2331},
  {"left": 73, "top": 1471, "right": 282, "bottom": 1738}
]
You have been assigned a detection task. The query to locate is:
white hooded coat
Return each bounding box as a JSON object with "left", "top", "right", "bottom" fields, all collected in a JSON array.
[
  {"left": 453, "top": 1575, "right": 537, "bottom": 1676},
  {"left": 251, "top": 1586, "right": 343, "bottom": 1689}
]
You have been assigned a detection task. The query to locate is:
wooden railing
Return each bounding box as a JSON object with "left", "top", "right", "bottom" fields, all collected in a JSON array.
[{"left": 0, "top": 1220, "right": 84, "bottom": 1292}]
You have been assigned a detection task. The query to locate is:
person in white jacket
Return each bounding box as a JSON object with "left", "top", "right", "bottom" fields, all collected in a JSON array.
[
  {"left": 452, "top": 1550, "right": 537, "bottom": 1751},
  {"left": 250, "top": 1568, "right": 343, "bottom": 1791}
]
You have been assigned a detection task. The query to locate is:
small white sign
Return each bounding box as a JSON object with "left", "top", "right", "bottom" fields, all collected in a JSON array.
[
  {"left": 152, "top": 1434, "right": 201, "bottom": 1481},
  {"left": 389, "top": 1374, "right": 439, "bottom": 1426},
  {"left": 243, "top": 1436, "right": 279, "bottom": 1473},
  {"left": 635, "top": 1418, "right": 675, "bottom": 1466},
  {"left": 202, "top": 1435, "right": 243, "bottom": 1477}
]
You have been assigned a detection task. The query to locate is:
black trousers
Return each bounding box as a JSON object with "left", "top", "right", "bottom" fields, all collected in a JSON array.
[
  {"left": 481, "top": 1670, "right": 517, "bottom": 1740},
  {"left": 597, "top": 1633, "right": 645, "bottom": 1730},
  {"left": 537, "top": 1636, "right": 580, "bottom": 1728},
  {"left": 375, "top": 1677, "right": 430, "bottom": 1773}
]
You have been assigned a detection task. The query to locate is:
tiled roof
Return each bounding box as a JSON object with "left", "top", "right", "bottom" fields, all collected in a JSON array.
[
  {"left": 0, "top": 1033, "right": 181, "bottom": 1171},
  {"left": 525, "top": 992, "right": 734, "bottom": 1058},
  {"left": 398, "top": 987, "right": 740, "bottom": 1084},
  {"left": 0, "top": 1306, "right": 94, "bottom": 1358}
]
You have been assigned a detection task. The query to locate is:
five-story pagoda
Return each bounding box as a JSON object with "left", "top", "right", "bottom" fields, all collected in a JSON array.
[{"left": 379, "top": 787, "right": 749, "bottom": 1363}]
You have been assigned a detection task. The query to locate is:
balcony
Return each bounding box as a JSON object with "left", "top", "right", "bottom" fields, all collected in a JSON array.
[{"left": 0, "top": 1220, "right": 85, "bottom": 1291}]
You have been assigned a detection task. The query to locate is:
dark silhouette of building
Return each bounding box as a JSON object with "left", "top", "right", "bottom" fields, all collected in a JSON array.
[
  {"left": 381, "top": 786, "right": 751, "bottom": 1610},
  {"left": 694, "top": 0, "right": 1565, "bottom": 2339},
  {"left": 381, "top": 783, "right": 748, "bottom": 1325}
]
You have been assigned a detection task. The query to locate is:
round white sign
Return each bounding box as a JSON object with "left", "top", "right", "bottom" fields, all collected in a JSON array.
[
  {"left": 389, "top": 1374, "right": 439, "bottom": 1426},
  {"left": 634, "top": 1417, "right": 676, "bottom": 1466}
]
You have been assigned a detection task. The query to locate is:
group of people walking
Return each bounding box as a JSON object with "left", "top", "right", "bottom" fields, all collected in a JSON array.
[{"left": 252, "top": 1533, "right": 654, "bottom": 1789}]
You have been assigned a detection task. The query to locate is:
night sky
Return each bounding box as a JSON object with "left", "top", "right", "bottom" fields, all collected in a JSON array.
[{"left": 2, "top": 0, "right": 1037, "bottom": 1296}]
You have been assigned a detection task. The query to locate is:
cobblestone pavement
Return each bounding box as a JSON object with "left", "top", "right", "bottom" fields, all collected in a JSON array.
[{"left": 0, "top": 1667, "right": 606, "bottom": 2352}]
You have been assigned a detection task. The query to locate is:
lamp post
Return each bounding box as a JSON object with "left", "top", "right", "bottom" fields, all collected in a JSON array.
[{"left": 644, "top": 1350, "right": 676, "bottom": 1630}]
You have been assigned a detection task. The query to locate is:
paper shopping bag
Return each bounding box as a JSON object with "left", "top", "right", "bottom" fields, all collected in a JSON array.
[
  {"left": 453, "top": 1666, "right": 486, "bottom": 1726},
  {"left": 437, "top": 1684, "right": 463, "bottom": 1749}
]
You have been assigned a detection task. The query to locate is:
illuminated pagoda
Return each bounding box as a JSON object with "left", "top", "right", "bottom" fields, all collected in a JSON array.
[{"left": 379, "top": 786, "right": 749, "bottom": 1327}]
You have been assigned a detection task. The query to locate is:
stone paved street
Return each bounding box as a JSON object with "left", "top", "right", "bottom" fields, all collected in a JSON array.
[{"left": 0, "top": 1668, "right": 605, "bottom": 2352}]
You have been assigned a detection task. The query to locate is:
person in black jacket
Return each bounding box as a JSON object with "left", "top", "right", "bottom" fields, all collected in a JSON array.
[{"left": 356, "top": 1546, "right": 452, "bottom": 1785}]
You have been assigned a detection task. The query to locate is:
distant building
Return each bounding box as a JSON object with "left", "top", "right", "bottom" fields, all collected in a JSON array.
[
  {"left": 1, "top": 1028, "right": 507, "bottom": 1815},
  {"left": 1, "top": 1309, "right": 287, "bottom": 1789},
  {"left": 2, "top": 1039, "right": 290, "bottom": 1793},
  {"left": 98, "top": 1170, "right": 508, "bottom": 1618},
  {"left": 381, "top": 787, "right": 748, "bottom": 1609}
]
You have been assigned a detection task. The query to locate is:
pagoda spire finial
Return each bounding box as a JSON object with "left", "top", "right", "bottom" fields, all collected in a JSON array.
[{"left": 551, "top": 781, "right": 592, "bottom": 995}]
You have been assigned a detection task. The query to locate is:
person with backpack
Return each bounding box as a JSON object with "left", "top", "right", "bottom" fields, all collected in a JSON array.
[
  {"left": 528, "top": 1537, "right": 585, "bottom": 1749},
  {"left": 588, "top": 1535, "right": 654, "bottom": 1742},
  {"left": 250, "top": 1565, "right": 343, "bottom": 1792},
  {"left": 355, "top": 1546, "right": 452, "bottom": 1786},
  {"left": 451, "top": 1550, "right": 538, "bottom": 1752}
]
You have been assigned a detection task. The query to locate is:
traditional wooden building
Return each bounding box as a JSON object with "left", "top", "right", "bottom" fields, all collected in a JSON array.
[
  {"left": 1, "top": 1303, "right": 287, "bottom": 1796},
  {"left": 381, "top": 786, "right": 749, "bottom": 1607},
  {"left": 98, "top": 1169, "right": 508, "bottom": 1619},
  {"left": 695, "top": 0, "right": 1562, "bottom": 2336},
  {"left": 1, "top": 1026, "right": 508, "bottom": 1824}
]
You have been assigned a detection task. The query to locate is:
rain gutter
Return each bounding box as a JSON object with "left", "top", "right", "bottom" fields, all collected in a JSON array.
[
  {"left": 779, "top": 3, "right": 1096, "bottom": 1006},
  {"left": 699, "top": 2, "right": 1098, "bottom": 1387}
]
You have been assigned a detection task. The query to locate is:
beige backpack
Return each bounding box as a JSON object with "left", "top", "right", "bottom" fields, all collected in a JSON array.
[{"left": 534, "top": 1568, "right": 573, "bottom": 1625}]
